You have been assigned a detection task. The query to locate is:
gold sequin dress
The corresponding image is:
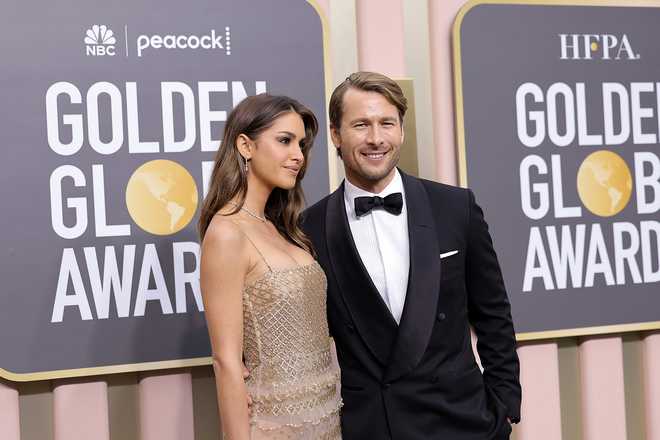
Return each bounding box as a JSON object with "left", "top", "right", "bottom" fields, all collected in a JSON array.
[{"left": 241, "top": 248, "right": 342, "bottom": 439}]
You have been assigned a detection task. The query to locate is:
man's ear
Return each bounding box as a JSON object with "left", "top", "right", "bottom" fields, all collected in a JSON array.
[
  {"left": 236, "top": 134, "right": 253, "bottom": 160},
  {"left": 330, "top": 125, "right": 341, "bottom": 150}
]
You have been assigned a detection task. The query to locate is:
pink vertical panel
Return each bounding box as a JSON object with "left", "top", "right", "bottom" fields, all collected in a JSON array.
[
  {"left": 53, "top": 380, "right": 110, "bottom": 440},
  {"left": 355, "top": 0, "right": 406, "bottom": 76},
  {"left": 579, "top": 337, "right": 627, "bottom": 440},
  {"left": 139, "top": 371, "right": 194, "bottom": 440},
  {"left": 428, "top": 0, "right": 467, "bottom": 184},
  {"left": 643, "top": 332, "right": 660, "bottom": 440},
  {"left": 516, "top": 343, "right": 562, "bottom": 440},
  {"left": 0, "top": 381, "right": 20, "bottom": 440}
]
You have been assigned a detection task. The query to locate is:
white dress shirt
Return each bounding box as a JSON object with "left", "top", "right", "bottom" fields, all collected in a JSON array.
[{"left": 343, "top": 169, "right": 410, "bottom": 324}]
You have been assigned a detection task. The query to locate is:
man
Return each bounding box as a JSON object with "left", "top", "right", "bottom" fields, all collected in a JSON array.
[{"left": 302, "top": 71, "right": 521, "bottom": 439}]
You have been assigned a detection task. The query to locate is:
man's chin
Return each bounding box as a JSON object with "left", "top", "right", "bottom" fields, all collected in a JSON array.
[{"left": 354, "top": 167, "right": 396, "bottom": 185}]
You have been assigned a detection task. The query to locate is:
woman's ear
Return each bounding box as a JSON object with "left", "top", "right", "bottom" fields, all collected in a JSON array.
[{"left": 236, "top": 134, "right": 253, "bottom": 160}]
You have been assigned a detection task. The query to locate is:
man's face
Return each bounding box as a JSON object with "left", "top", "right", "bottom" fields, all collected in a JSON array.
[{"left": 331, "top": 88, "right": 404, "bottom": 193}]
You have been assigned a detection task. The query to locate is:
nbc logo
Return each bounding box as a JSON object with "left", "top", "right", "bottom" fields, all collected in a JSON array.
[{"left": 84, "top": 25, "right": 116, "bottom": 56}]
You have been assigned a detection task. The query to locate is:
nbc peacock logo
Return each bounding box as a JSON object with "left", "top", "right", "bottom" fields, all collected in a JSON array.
[{"left": 84, "top": 25, "right": 116, "bottom": 56}]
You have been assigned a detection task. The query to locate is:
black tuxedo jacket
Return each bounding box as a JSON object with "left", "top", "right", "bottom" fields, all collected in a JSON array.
[{"left": 302, "top": 171, "right": 521, "bottom": 440}]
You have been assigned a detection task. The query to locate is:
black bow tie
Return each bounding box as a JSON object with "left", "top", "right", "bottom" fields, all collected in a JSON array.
[{"left": 354, "top": 192, "right": 403, "bottom": 217}]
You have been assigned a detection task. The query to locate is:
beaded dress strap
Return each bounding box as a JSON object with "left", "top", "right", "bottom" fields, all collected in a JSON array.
[{"left": 229, "top": 221, "right": 273, "bottom": 272}]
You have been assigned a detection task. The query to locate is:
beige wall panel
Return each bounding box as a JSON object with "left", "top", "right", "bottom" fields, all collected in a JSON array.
[
  {"left": 192, "top": 366, "right": 221, "bottom": 440},
  {"left": 328, "top": 0, "right": 359, "bottom": 83},
  {"left": 557, "top": 338, "right": 582, "bottom": 440},
  {"left": 396, "top": 79, "right": 420, "bottom": 177},
  {"left": 108, "top": 373, "right": 139, "bottom": 440},
  {"left": 622, "top": 334, "right": 645, "bottom": 440},
  {"left": 308, "top": 0, "right": 342, "bottom": 189},
  {"left": 313, "top": 0, "right": 329, "bottom": 17},
  {"left": 19, "top": 380, "right": 54, "bottom": 440},
  {"left": 327, "top": 0, "right": 359, "bottom": 186},
  {"left": 402, "top": 0, "right": 436, "bottom": 180}
]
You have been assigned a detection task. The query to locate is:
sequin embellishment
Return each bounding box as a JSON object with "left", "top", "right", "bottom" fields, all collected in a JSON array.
[{"left": 242, "top": 262, "right": 342, "bottom": 439}]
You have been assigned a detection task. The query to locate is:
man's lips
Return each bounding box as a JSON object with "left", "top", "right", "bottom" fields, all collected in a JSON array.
[{"left": 361, "top": 150, "right": 389, "bottom": 160}]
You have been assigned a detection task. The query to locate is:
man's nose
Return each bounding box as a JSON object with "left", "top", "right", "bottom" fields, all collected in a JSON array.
[{"left": 366, "top": 126, "right": 384, "bottom": 145}]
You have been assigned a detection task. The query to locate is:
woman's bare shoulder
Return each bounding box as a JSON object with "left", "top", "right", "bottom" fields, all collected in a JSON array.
[{"left": 203, "top": 213, "right": 248, "bottom": 253}]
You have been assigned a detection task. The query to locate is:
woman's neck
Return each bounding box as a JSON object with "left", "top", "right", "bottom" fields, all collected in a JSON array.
[{"left": 243, "top": 175, "right": 272, "bottom": 217}]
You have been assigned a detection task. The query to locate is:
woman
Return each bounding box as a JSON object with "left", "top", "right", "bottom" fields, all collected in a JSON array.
[{"left": 199, "top": 94, "right": 342, "bottom": 439}]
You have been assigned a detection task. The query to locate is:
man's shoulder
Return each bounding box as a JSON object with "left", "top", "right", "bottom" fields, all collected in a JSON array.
[
  {"left": 411, "top": 175, "right": 470, "bottom": 202},
  {"left": 301, "top": 190, "right": 340, "bottom": 240},
  {"left": 303, "top": 193, "right": 332, "bottom": 222}
]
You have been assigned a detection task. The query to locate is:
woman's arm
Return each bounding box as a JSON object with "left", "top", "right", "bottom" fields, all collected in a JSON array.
[{"left": 201, "top": 219, "right": 252, "bottom": 439}]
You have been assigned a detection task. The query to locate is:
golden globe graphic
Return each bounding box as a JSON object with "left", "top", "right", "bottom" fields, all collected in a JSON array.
[
  {"left": 576, "top": 150, "right": 633, "bottom": 217},
  {"left": 125, "top": 160, "right": 199, "bottom": 235}
]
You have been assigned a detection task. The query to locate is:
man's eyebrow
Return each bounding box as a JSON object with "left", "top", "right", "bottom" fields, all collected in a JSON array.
[{"left": 348, "top": 116, "right": 398, "bottom": 123}]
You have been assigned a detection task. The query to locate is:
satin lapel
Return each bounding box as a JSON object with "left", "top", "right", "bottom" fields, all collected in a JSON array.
[
  {"left": 384, "top": 173, "right": 441, "bottom": 382},
  {"left": 325, "top": 184, "right": 398, "bottom": 365}
]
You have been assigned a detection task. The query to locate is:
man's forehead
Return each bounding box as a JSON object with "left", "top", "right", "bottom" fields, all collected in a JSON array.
[{"left": 342, "top": 89, "right": 399, "bottom": 119}]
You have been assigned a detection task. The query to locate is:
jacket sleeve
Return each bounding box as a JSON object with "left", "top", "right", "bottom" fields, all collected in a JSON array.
[{"left": 465, "top": 188, "right": 522, "bottom": 423}]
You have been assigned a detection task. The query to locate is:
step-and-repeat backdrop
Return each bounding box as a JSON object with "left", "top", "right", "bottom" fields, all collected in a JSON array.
[
  {"left": 0, "top": 0, "right": 328, "bottom": 380},
  {"left": 455, "top": 1, "right": 660, "bottom": 339}
]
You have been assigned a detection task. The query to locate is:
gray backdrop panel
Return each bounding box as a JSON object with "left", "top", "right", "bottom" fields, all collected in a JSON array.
[
  {"left": 457, "top": 3, "right": 660, "bottom": 337},
  {"left": 0, "top": 0, "right": 329, "bottom": 378}
]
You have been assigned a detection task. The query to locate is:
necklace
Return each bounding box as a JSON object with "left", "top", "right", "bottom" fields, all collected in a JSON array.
[{"left": 229, "top": 202, "right": 267, "bottom": 223}]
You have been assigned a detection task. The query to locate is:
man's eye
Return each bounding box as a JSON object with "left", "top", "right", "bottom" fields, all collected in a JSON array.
[{"left": 354, "top": 123, "right": 366, "bottom": 128}]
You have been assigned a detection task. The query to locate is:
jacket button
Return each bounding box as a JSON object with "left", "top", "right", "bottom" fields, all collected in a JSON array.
[
  {"left": 382, "top": 382, "right": 391, "bottom": 389},
  {"left": 437, "top": 312, "right": 446, "bottom": 321},
  {"left": 346, "top": 323, "right": 355, "bottom": 332}
]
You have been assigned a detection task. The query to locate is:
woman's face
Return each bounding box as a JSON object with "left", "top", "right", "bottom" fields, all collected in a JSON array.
[{"left": 248, "top": 112, "right": 307, "bottom": 190}]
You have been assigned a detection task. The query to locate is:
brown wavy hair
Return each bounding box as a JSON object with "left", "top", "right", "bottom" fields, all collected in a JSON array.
[{"left": 198, "top": 94, "right": 318, "bottom": 254}]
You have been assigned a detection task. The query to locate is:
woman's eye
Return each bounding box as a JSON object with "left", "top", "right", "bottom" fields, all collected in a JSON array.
[{"left": 278, "top": 137, "right": 291, "bottom": 144}]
